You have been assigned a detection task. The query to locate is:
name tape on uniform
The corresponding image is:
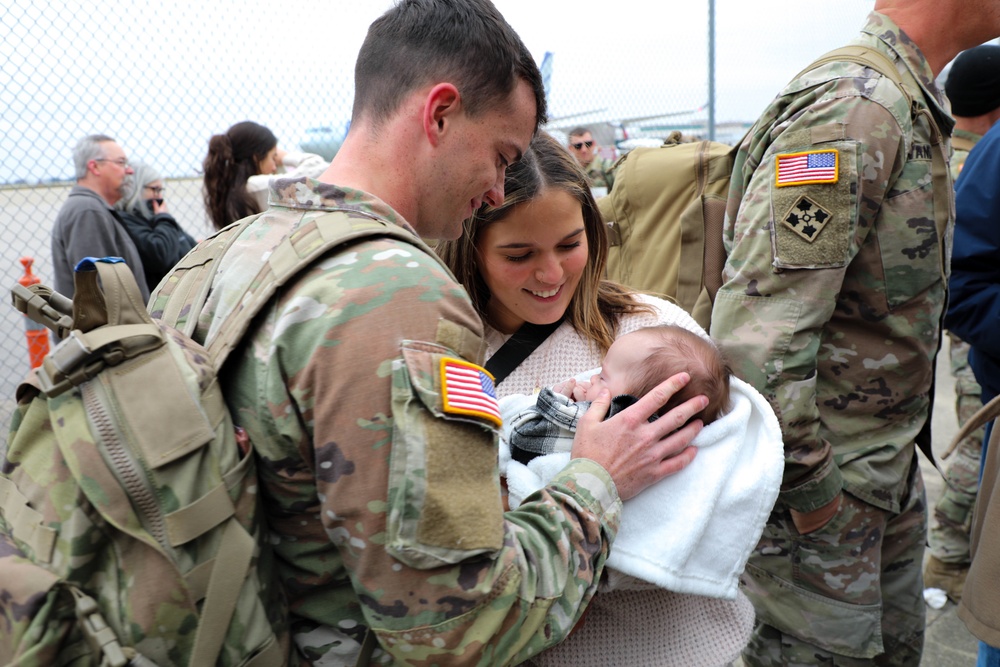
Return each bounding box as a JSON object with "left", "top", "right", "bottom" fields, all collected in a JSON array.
[
  {"left": 440, "top": 357, "right": 502, "bottom": 427},
  {"left": 775, "top": 149, "right": 839, "bottom": 187}
]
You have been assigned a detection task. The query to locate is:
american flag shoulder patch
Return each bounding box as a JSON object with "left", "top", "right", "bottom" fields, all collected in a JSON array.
[
  {"left": 440, "top": 357, "right": 502, "bottom": 427},
  {"left": 775, "top": 149, "right": 839, "bottom": 187}
]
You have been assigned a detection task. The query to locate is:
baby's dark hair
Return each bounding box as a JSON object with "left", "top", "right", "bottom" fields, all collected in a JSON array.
[{"left": 626, "top": 325, "right": 732, "bottom": 424}]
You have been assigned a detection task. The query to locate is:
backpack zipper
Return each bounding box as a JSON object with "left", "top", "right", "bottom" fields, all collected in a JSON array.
[{"left": 81, "top": 380, "right": 171, "bottom": 552}]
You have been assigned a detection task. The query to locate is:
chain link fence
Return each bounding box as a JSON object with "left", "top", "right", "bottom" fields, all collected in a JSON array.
[{"left": 1, "top": 0, "right": 873, "bottom": 433}]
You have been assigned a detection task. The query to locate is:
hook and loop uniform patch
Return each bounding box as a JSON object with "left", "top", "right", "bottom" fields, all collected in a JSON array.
[
  {"left": 440, "top": 357, "right": 502, "bottom": 427},
  {"left": 769, "top": 142, "right": 853, "bottom": 270},
  {"left": 782, "top": 196, "right": 833, "bottom": 243}
]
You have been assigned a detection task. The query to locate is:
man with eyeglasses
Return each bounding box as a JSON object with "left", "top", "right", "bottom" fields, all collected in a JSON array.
[
  {"left": 51, "top": 134, "right": 150, "bottom": 302},
  {"left": 567, "top": 126, "right": 616, "bottom": 193}
]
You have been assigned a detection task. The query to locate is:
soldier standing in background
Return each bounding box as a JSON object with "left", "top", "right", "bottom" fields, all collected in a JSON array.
[
  {"left": 709, "top": 0, "right": 1000, "bottom": 664},
  {"left": 925, "top": 42, "right": 1000, "bottom": 604},
  {"left": 567, "top": 126, "right": 616, "bottom": 192},
  {"left": 150, "top": 0, "right": 705, "bottom": 664}
]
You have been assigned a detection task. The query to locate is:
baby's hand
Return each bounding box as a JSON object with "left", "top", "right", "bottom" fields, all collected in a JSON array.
[
  {"left": 572, "top": 380, "right": 593, "bottom": 402},
  {"left": 552, "top": 378, "right": 577, "bottom": 398}
]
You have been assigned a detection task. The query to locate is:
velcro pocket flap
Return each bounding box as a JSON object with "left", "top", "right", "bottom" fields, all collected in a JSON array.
[{"left": 385, "top": 342, "right": 504, "bottom": 569}]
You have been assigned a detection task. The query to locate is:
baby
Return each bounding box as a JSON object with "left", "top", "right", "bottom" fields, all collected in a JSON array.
[{"left": 509, "top": 324, "right": 731, "bottom": 465}]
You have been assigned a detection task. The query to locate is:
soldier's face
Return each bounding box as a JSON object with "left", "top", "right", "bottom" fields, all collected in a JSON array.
[
  {"left": 420, "top": 80, "right": 536, "bottom": 240},
  {"left": 568, "top": 133, "right": 595, "bottom": 167}
]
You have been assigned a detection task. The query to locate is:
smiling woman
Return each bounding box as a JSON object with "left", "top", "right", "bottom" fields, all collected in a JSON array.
[{"left": 435, "top": 131, "right": 756, "bottom": 665}]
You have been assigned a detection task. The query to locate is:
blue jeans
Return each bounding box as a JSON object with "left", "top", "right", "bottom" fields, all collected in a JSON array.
[{"left": 978, "top": 641, "right": 1000, "bottom": 667}]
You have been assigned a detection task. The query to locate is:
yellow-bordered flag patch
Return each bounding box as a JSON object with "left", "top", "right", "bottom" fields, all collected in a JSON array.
[
  {"left": 775, "top": 149, "right": 838, "bottom": 187},
  {"left": 440, "top": 357, "right": 502, "bottom": 427}
]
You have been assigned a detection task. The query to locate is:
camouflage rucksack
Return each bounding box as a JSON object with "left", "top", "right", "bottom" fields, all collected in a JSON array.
[{"left": 1, "top": 212, "right": 419, "bottom": 666}]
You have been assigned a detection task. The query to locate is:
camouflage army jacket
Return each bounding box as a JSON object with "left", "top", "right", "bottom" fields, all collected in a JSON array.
[
  {"left": 585, "top": 155, "right": 616, "bottom": 191},
  {"left": 710, "top": 12, "right": 955, "bottom": 515},
  {"left": 950, "top": 128, "right": 981, "bottom": 181},
  {"left": 185, "top": 178, "right": 623, "bottom": 665}
]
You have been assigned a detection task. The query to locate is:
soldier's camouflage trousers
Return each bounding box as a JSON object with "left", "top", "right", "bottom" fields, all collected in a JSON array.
[
  {"left": 741, "top": 460, "right": 926, "bottom": 667},
  {"left": 928, "top": 334, "right": 984, "bottom": 564}
]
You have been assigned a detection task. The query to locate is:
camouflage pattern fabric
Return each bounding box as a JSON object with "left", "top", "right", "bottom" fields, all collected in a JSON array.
[
  {"left": 584, "top": 155, "right": 616, "bottom": 191},
  {"left": 928, "top": 131, "right": 985, "bottom": 566},
  {"left": 154, "top": 176, "right": 624, "bottom": 666},
  {"left": 948, "top": 128, "right": 980, "bottom": 181},
  {"left": 709, "top": 12, "right": 953, "bottom": 663},
  {"left": 741, "top": 462, "right": 926, "bottom": 666}
]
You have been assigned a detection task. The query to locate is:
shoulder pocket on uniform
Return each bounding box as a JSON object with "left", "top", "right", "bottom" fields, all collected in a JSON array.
[
  {"left": 769, "top": 140, "right": 859, "bottom": 270},
  {"left": 385, "top": 341, "right": 504, "bottom": 569}
]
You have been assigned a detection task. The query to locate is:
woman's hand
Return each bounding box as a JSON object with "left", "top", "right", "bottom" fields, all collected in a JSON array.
[{"left": 570, "top": 372, "right": 704, "bottom": 500}]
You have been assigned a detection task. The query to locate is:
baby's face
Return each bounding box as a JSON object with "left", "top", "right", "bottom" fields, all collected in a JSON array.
[{"left": 585, "top": 333, "right": 648, "bottom": 401}]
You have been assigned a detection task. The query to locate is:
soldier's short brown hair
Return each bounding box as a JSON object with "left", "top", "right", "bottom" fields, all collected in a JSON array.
[{"left": 353, "top": 0, "right": 546, "bottom": 130}]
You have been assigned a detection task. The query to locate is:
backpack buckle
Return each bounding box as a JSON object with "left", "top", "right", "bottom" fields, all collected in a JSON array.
[
  {"left": 36, "top": 331, "right": 97, "bottom": 397},
  {"left": 71, "top": 587, "right": 129, "bottom": 667}
]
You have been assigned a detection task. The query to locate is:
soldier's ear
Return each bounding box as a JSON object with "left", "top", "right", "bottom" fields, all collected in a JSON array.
[{"left": 423, "top": 83, "right": 461, "bottom": 146}]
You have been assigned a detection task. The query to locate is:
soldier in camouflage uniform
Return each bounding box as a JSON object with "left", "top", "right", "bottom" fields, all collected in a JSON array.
[
  {"left": 152, "top": 1, "right": 705, "bottom": 665},
  {"left": 709, "top": 2, "right": 1000, "bottom": 665},
  {"left": 567, "top": 127, "right": 616, "bottom": 192},
  {"left": 926, "top": 43, "right": 1000, "bottom": 602}
]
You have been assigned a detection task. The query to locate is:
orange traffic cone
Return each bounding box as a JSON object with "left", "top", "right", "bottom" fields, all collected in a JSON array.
[{"left": 18, "top": 257, "right": 50, "bottom": 369}]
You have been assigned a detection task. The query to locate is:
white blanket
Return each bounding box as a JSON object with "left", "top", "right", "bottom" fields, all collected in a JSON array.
[{"left": 500, "top": 374, "right": 784, "bottom": 600}]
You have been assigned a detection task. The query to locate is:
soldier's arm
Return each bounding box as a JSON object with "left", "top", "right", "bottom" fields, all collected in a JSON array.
[
  {"left": 710, "top": 93, "right": 903, "bottom": 519},
  {"left": 246, "top": 238, "right": 625, "bottom": 665}
]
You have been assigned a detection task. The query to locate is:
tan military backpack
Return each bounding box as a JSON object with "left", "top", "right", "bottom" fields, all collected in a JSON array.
[
  {"left": 598, "top": 135, "right": 735, "bottom": 331},
  {"left": 1, "top": 212, "right": 418, "bottom": 667}
]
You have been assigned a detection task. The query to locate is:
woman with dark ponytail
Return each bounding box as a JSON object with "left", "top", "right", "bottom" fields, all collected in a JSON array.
[
  {"left": 202, "top": 121, "right": 278, "bottom": 230},
  {"left": 202, "top": 120, "right": 328, "bottom": 230}
]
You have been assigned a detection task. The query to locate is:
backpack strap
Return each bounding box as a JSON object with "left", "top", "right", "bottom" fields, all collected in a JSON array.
[
  {"left": 202, "top": 210, "right": 436, "bottom": 370},
  {"left": 35, "top": 259, "right": 166, "bottom": 397}
]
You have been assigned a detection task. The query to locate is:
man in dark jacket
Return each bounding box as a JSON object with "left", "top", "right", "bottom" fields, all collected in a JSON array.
[{"left": 50, "top": 134, "right": 149, "bottom": 301}]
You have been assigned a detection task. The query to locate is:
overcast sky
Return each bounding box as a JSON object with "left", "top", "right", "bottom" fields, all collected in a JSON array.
[{"left": 0, "top": 0, "right": 920, "bottom": 182}]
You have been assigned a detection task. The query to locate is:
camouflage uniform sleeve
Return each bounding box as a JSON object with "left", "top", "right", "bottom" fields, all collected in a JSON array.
[
  {"left": 228, "top": 237, "right": 621, "bottom": 665},
  {"left": 710, "top": 91, "right": 905, "bottom": 513}
]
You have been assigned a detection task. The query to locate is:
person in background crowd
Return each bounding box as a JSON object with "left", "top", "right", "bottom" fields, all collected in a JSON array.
[
  {"left": 925, "top": 42, "right": 1000, "bottom": 604},
  {"left": 51, "top": 134, "right": 148, "bottom": 301},
  {"left": 201, "top": 121, "right": 327, "bottom": 230},
  {"left": 944, "top": 103, "right": 1000, "bottom": 667},
  {"left": 567, "top": 125, "right": 615, "bottom": 193},
  {"left": 115, "top": 160, "right": 197, "bottom": 291}
]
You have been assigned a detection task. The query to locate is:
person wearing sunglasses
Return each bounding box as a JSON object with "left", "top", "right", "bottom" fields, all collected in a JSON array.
[
  {"left": 567, "top": 126, "right": 616, "bottom": 195},
  {"left": 51, "top": 134, "right": 150, "bottom": 302}
]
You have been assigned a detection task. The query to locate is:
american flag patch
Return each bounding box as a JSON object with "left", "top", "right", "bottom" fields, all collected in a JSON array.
[
  {"left": 775, "top": 149, "right": 839, "bottom": 187},
  {"left": 440, "top": 358, "right": 502, "bottom": 427}
]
